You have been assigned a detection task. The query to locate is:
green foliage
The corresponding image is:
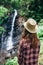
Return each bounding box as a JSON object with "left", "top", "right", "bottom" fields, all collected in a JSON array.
[
  {"left": 39, "top": 40, "right": 43, "bottom": 65},
  {"left": 18, "top": 0, "right": 43, "bottom": 22},
  {"left": 38, "top": 19, "right": 43, "bottom": 65},
  {"left": 6, "top": 56, "right": 19, "bottom": 65},
  {"left": 0, "top": 20, "right": 3, "bottom": 25},
  {"left": 37, "top": 19, "right": 43, "bottom": 38},
  {"left": 40, "top": 40, "right": 43, "bottom": 54},
  {"left": 39, "top": 19, "right": 43, "bottom": 25},
  {"left": 0, "top": 26, "right": 5, "bottom": 34},
  {"left": 0, "top": 6, "right": 9, "bottom": 25},
  {"left": 37, "top": 26, "right": 43, "bottom": 38},
  {"left": 0, "top": 0, "right": 43, "bottom": 22},
  {"left": 37, "top": 19, "right": 43, "bottom": 54},
  {"left": 0, "top": 6, "right": 8, "bottom": 17},
  {"left": 19, "top": 10, "right": 28, "bottom": 16}
]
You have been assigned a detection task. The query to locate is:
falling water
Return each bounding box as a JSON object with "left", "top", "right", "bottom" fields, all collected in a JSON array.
[
  {"left": 6, "top": 10, "right": 17, "bottom": 50},
  {"left": 1, "top": 32, "right": 4, "bottom": 51}
]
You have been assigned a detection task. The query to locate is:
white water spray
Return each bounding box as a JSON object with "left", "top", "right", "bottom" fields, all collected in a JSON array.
[{"left": 6, "top": 10, "right": 17, "bottom": 50}]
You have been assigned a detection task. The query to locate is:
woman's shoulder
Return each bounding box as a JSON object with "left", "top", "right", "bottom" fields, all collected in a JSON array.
[{"left": 20, "top": 38, "right": 30, "bottom": 43}]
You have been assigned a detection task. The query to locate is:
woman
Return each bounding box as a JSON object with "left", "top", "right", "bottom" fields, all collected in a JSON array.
[{"left": 18, "top": 18, "right": 40, "bottom": 65}]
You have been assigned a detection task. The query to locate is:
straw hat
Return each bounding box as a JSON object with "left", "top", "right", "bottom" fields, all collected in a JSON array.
[{"left": 23, "top": 18, "right": 38, "bottom": 33}]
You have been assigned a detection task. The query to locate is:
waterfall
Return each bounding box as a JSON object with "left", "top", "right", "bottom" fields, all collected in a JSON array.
[
  {"left": 1, "top": 32, "right": 4, "bottom": 51},
  {"left": 6, "top": 10, "right": 17, "bottom": 50}
]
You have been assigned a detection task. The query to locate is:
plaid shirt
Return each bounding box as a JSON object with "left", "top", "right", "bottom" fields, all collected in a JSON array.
[{"left": 18, "top": 38, "right": 40, "bottom": 65}]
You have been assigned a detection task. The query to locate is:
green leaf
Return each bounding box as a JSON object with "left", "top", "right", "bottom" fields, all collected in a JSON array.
[
  {"left": 6, "top": 56, "right": 19, "bottom": 65},
  {"left": 0, "top": 27, "right": 5, "bottom": 34}
]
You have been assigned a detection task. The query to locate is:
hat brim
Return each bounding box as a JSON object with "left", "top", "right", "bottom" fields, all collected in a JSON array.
[{"left": 23, "top": 22, "right": 38, "bottom": 33}]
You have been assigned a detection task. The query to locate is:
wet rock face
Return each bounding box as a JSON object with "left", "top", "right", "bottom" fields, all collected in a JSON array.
[
  {"left": 4, "top": 15, "right": 26, "bottom": 44},
  {"left": 14, "top": 16, "right": 26, "bottom": 36},
  {"left": 13, "top": 16, "right": 26, "bottom": 45},
  {"left": 0, "top": 13, "right": 26, "bottom": 49},
  {"left": 0, "top": 12, "right": 27, "bottom": 63}
]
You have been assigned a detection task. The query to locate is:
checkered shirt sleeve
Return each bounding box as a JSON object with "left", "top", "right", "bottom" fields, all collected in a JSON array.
[{"left": 18, "top": 39, "right": 23, "bottom": 65}]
